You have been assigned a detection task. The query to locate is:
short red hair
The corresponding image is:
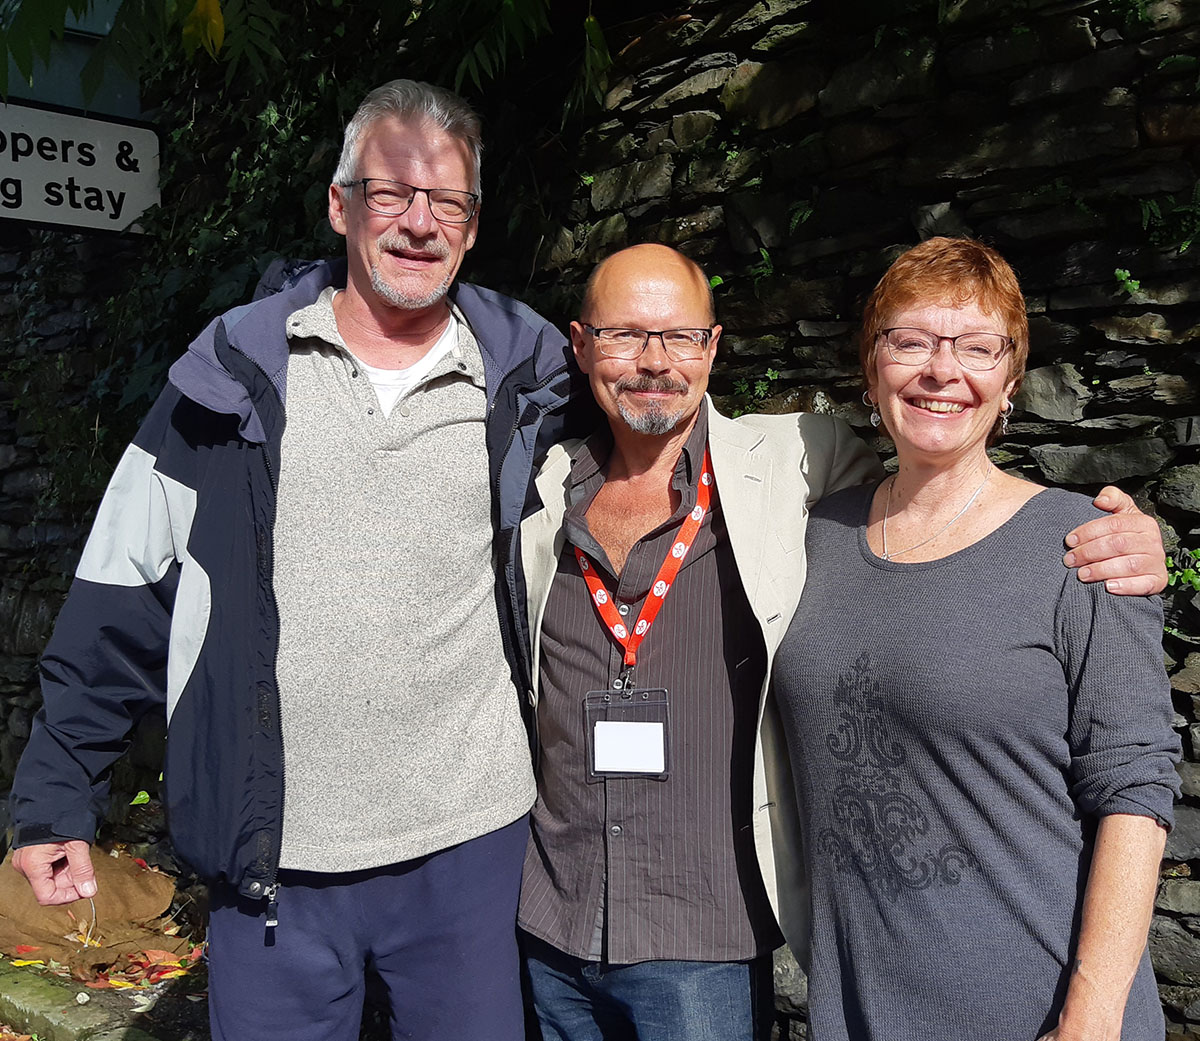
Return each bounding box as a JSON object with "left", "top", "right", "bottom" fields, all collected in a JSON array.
[{"left": 859, "top": 237, "right": 1030, "bottom": 398}]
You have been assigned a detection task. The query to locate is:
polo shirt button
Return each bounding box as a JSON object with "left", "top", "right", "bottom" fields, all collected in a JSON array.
[
  {"left": 609, "top": 825, "right": 622, "bottom": 837},
  {"left": 618, "top": 604, "right": 630, "bottom": 616},
  {"left": 367, "top": 408, "right": 375, "bottom": 415},
  {"left": 400, "top": 405, "right": 411, "bottom": 417}
]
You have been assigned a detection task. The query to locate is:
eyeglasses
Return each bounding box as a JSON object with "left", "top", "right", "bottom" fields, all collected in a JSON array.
[
  {"left": 341, "top": 178, "right": 478, "bottom": 224},
  {"left": 583, "top": 325, "right": 714, "bottom": 361},
  {"left": 878, "top": 328, "right": 1013, "bottom": 371}
]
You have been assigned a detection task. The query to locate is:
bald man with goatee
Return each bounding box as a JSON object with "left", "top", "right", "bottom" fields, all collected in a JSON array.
[
  {"left": 513, "top": 244, "right": 879, "bottom": 1039},
  {"left": 513, "top": 244, "right": 1170, "bottom": 1041}
]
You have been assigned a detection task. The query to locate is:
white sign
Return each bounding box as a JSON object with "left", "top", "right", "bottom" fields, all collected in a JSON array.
[{"left": 0, "top": 101, "right": 159, "bottom": 233}]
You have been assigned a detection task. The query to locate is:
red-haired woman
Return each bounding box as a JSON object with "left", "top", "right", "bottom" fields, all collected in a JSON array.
[{"left": 772, "top": 237, "right": 1180, "bottom": 1041}]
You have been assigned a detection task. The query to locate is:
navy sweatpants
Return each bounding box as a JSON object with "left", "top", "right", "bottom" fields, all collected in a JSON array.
[{"left": 206, "top": 815, "right": 529, "bottom": 1041}]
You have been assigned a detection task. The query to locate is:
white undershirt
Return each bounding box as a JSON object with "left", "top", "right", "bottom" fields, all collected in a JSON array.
[{"left": 349, "top": 315, "right": 459, "bottom": 417}]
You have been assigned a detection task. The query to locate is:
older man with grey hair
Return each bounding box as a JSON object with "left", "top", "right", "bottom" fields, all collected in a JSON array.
[{"left": 9, "top": 79, "right": 581, "bottom": 1041}]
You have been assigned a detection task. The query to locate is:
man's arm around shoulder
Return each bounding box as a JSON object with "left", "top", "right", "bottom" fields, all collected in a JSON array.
[{"left": 793, "top": 412, "right": 885, "bottom": 501}]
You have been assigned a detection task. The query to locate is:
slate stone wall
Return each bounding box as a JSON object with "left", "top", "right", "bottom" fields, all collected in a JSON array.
[
  {"left": 0, "top": 225, "right": 165, "bottom": 852},
  {"left": 482, "top": 1, "right": 1200, "bottom": 1036},
  {"left": 0, "top": 229, "right": 95, "bottom": 793}
]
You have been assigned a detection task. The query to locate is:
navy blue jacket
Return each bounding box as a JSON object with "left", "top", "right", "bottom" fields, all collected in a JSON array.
[{"left": 10, "top": 260, "right": 588, "bottom": 897}]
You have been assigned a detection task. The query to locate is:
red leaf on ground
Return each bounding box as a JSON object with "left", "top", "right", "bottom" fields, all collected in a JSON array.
[
  {"left": 132, "top": 858, "right": 149, "bottom": 870},
  {"left": 13, "top": 946, "right": 40, "bottom": 955}
]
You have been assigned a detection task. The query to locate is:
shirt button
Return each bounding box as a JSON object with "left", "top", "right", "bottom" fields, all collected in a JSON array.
[
  {"left": 400, "top": 405, "right": 411, "bottom": 417},
  {"left": 609, "top": 825, "right": 622, "bottom": 837},
  {"left": 618, "top": 604, "right": 630, "bottom": 616},
  {"left": 367, "top": 408, "right": 375, "bottom": 415}
]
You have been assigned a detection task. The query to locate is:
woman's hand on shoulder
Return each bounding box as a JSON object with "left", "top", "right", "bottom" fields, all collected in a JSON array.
[{"left": 1062, "top": 485, "right": 1168, "bottom": 595}]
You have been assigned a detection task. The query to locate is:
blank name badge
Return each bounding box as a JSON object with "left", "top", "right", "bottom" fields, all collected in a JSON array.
[{"left": 583, "top": 688, "right": 670, "bottom": 781}]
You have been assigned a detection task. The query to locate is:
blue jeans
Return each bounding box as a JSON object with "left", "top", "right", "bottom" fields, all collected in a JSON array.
[{"left": 522, "top": 932, "right": 774, "bottom": 1041}]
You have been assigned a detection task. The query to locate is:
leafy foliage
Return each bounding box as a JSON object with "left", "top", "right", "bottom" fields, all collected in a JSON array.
[
  {"left": 209, "top": 0, "right": 285, "bottom": 85},
  {"left": 729, "top": 367, "right": 780, "bottom": 418},
  {"left": 0, "top": 0, "right": 93, "bottom": 95},
  {"left": 748, "top": 247, "right": 774, "bottom": 285},
  {"left": 1139, "top": 181, "right": 1200, "bottom": 255},
  {"left": 1169, "top": 547, "right": 1200, "bottom": 593},
  {"left": 1114, "top": 267, "right": 1141, "bottom": 295},
  {"left": 452, "top": 0, "right": 551, "bottom": 94},
  {"left": 181, "top": 0, "right": 224, "bottom": 59},
  {"left": 563, "top": 13, "right": 613, "bottom": 126},
  {"left": 1109, "top": 0, "right": 1153, "bottom": 28}
]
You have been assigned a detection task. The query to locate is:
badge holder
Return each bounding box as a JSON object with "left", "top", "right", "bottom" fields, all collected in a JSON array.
[{"left": 583, "top": 687, "right": 670, "bottom": 782}]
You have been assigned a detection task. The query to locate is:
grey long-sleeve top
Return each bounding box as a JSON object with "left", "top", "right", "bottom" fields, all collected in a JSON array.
[{"left": 773, "top": 483, "right": 1180, "bottom": 1041}]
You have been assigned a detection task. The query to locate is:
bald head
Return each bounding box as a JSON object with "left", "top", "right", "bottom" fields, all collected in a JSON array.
[{"left": 581, "top": 244, "right": 716, "bottom": 327}]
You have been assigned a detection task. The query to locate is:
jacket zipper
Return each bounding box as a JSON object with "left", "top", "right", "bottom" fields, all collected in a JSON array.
[
  {"left": 226, "top": 338, "right": 287, "bottom": 934},
  {"left": 258, "top": 442, "right": 285, "bottom": 938}
]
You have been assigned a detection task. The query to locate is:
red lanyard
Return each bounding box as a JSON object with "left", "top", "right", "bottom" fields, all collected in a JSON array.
[{"left": 575, "top": 449, "right": 714, "bottom": 674}]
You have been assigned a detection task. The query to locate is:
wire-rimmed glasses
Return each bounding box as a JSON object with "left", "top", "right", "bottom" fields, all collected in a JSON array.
[{"left": 878, "top": 327, "right": 1013, "bottom": 371}]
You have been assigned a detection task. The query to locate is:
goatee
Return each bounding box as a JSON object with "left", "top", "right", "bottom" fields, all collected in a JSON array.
[
  {"left": 615, "top": 375, "right": 690, "bottom": 435},
  {"left": 369, "top": 232, "right": 453, "bottom": 310}
]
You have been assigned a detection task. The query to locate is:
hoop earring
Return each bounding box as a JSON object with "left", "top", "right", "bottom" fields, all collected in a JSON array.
[
  {"left": 862, "top": 390, "right": 881, "bottom": 429},
  {"left": 1000, "top": 401, "right": 1013, "bottom": 435}
]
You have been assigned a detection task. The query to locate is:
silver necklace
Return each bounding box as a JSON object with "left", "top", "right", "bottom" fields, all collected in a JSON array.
[{"left": 881, "top": 469, "right": 992, "bottom": 561}]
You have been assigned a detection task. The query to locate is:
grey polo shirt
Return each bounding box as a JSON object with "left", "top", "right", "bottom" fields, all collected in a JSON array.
[
  {"left": 519, "top": 409, "right": 783, "bottom": 964},
  {"left": 272, "top": 288, "right": 536, "bottom": 872}
]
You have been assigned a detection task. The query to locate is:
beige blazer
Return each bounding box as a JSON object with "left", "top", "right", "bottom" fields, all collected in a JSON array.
[{"left": 519, "top": 398, "right": 883, "bottom": 964}]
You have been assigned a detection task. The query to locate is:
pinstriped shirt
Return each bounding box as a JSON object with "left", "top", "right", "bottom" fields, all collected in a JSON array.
[{"left": 518, "top": 411, "right": 783, "bottom": 964}]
